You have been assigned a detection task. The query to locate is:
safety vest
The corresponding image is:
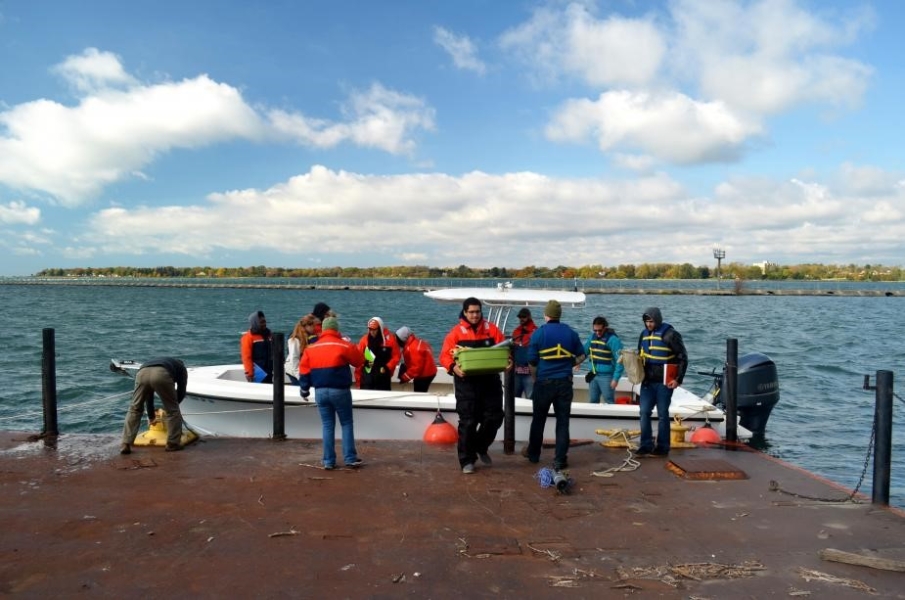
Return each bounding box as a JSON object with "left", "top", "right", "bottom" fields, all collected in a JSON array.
[
  {"left": 588, "top": 333, "right": 613, "bottom": 372},
  {"left": 538, "top": 326, "right": 578, "bottom": 362},
  {"left": 639, "top": 323, "right": 675, "bottom": 365}
]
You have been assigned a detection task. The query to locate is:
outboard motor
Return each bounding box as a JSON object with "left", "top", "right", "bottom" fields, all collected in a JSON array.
[{"left": 735, "top": 352, "right": 780, "bottom": 437}]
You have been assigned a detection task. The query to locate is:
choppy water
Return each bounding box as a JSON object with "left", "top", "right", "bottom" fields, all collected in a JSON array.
[{"left": 1, "top": 284, "right": 903, "bottom": 507}]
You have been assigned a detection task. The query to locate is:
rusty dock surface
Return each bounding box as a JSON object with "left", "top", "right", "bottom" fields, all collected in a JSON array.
[{"left": 2, "top": 432, "right": 903, "bottom": 598}]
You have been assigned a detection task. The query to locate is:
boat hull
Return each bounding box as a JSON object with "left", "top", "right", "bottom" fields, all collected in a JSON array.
[{"left": 178, "top": 364, "right": 749, "bottom": 442}]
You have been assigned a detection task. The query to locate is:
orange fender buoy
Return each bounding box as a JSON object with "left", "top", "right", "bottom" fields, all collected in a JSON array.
[
  {"left": 690, "top": 423, "right": 721, "bottom": 445},
  {"left": 424, "top": 412, "right": 458, "bottom": 444}
]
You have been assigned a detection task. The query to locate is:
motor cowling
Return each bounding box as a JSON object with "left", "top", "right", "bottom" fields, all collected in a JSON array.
[{"left": 735, "top": 352, "right": 780, "bottom": 437}]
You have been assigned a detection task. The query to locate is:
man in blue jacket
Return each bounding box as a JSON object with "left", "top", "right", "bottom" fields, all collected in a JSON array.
[
  {"left": 525, "top": 300, "right": 585, "bottom": 471},
  {"left": 582, "top": 316, "right": 624, "bottom": 404}
]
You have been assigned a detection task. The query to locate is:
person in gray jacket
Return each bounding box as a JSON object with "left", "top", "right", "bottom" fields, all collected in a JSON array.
[{"left": 120, "top": 357, "right": 188, "bottom": 454}]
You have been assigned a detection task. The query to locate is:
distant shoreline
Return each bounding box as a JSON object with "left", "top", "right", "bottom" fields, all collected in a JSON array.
[{"left": 1, "top": 277, "right": 899, "bottom": 297}]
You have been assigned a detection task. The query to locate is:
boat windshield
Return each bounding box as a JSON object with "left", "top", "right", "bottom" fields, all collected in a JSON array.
[{"left": 424, "top": 282, "right": 586, "bottom": 331}]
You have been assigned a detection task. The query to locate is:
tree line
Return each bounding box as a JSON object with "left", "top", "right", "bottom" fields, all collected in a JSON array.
[{"left": 34, "top": 262, "right": 904, "bottom": 281}]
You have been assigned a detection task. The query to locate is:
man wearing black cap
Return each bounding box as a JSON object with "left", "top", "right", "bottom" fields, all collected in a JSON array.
[
  {"left": 636, "top": 307, "right": 688, "bottom": 457},
  {"left": 510, "top": 307, "right": 537, "bottom": 399}
]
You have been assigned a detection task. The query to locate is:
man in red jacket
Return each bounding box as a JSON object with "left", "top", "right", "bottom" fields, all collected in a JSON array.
[
  {"left": 299, "top": 316, "right": 365, "bottom": 470},
  {"left": 395, "top": 326, "right": 438, "bottom": 392},
  {"left": 510, "top": 307, "right": 537, "bottom": 398},
  {"left": 440, "top": 297, "right": 508, "bottom": 475}
]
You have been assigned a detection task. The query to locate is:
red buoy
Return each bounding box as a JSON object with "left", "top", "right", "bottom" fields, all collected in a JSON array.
[
  {"left": 690, "top": 423, "right": 721, "bottom": 445},
  {"left": 423, "top": 412, "right": 458, "bottom": 444}
]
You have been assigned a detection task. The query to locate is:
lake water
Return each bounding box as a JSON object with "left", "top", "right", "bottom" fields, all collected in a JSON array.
[{"left": 1, "top": 283, "right": 903, "bottom": 507}]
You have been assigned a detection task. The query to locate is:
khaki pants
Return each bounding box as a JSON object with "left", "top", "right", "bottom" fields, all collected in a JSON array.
[{"left": 122, "top": 366, "right": 183, "bottom": 446}]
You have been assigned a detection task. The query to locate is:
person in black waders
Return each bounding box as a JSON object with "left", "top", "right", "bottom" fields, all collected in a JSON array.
[
  {"left": 120, "top": 357, "right": 188, "bottom": 454},
  {"left": 440, "top": 297, "right": 509, "bottom": 475}
]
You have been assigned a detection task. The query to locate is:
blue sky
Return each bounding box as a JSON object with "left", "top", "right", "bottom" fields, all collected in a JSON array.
[{"left": 1, "top": 0, "right": 902, "bottom": 276}]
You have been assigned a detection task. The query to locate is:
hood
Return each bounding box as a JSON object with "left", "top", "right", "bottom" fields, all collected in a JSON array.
[
  {"left": 642, "top": 307, "right": 663, "bottom": 328},
  {"left": 248, "top": 311, "right": 266, "bottom": 334},
  {"left": 368, "top": 316, "right": 386, "bottom": 332}
]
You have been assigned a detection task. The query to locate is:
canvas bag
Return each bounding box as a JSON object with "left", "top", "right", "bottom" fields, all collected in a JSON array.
[{"left": 619, "top": 349, "right": 644, "bottom": 385}]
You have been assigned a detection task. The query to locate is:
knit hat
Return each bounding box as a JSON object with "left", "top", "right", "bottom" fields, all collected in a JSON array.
[
  {"left": 312, "top": 302, "right": 331, "bottom": 321},
  {"left": 395, "top": 326, "right": 411, "bottom": 342},
  {"left": 517, "top": 307, "right": 531, "bottom": 318},
  {"left": 544, "top": 300, "right": 562, "bottom": 319},
  {"left": 321, "top": 316, "right": 339, "bottom": 331}
]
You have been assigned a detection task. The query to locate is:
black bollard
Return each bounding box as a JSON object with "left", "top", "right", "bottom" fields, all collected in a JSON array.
[
  {"left": 724, "top": 338, "right": 738, "bottom": 443},
  {"left": 41, "top": 328, "right": 59, "bottom": 438},
  {"left": 272, "top": 333, "right": 286, "bottom": 441},
  {"left": 872, "top": 370, "right": 893, "bottom": 506},
  {"left": 503, "top": 362, "right": 515, "bottom": 454}
]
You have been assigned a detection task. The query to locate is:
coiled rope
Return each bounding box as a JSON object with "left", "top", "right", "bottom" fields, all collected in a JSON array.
[{"left": 591, "top": 430, "right": 641, "bottom": 477}]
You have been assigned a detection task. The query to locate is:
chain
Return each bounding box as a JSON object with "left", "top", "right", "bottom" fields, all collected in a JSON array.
[
  {"left": 847, "top": 409, "right": 876, "bottom": 500},
  {"left": 769, "top": 399, "right": 876, "bottom": 504},
  {"left": 894, "top": 391, "right": 905, "bottom": 406}
]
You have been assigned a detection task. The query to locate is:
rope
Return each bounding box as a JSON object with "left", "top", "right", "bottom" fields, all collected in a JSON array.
[
  {"left": 592, "top": 430, "right": 641, "bottom": 477},
  {"left": 0, "top": 390, "right": 132, "bottom": 422}
]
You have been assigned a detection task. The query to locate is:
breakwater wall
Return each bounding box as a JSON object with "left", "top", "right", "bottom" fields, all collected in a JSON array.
[{"left": 1, "top": 278, "right": 900, "bottom": 296}]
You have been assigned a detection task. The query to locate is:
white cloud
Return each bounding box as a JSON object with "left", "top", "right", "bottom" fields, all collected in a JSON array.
[
  {"left": 671, "top": 0, "right": 874, "bottom": 113},
  {"left": 0, "top": 200, "right": 40, "bottom": 224},
  {"left": 499, "top": 2, "right": 665, "bottom": 87},
  {"left": 78, "top": 164, "right": 905, "bottom": 267},
  {"left": 433, "top": 26, "right": 487, "bottom": 75},
  {"left": 0, "top": 51, "right": 436, "bottom": 206},
  {"left": 51, "top": 48, "right": 138, "bottom": 93},
  {"left": 546, "top": 90, "right": 763, "bottom": 164}
]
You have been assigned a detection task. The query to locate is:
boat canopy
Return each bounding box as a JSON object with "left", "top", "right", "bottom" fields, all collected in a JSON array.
[{"left": 425, "top": 283, "right": 586, "bottom": 331}]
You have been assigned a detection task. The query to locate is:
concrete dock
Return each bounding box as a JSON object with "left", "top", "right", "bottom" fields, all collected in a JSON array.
[{"left": 2, "top": 431, "right": 903, "bottom": 598}]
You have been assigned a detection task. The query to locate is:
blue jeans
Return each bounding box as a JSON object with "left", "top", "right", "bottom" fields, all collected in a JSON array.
[
  {"left": 513, "top": 372, "right": 534, "bottom": 399},
  {"left": 527, "top": 378, "right": 572, "bottom": 469},
  {"left": 315, "top": 387, "right": 358, "bottom": 467},
  {"left": 588, "top": 373, "right": 614, "bottom": 404},
  {"left": 638, "top": 381, "right": 674, "bottom": 453}
]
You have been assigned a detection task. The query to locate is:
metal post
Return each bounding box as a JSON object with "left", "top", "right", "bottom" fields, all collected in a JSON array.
[
  {"left": 872, "top": 370, "right": 893, "bottom": 506},
  {"left": 41, "top": 328, "right": 59, "bottom": 438},
  {"left": 272, "top": 333, "right": 286, "bottom": 441},
  {"left": 724, "top": 338, "right": 738, "bottom": 443},
  {"left": 503, "top": 364, "right": 515, "bottom": 454}
]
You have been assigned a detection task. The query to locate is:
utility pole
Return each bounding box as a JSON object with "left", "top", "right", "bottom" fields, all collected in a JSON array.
[{"left": 713, "top": 247, "right": 725, "bottom": 289}]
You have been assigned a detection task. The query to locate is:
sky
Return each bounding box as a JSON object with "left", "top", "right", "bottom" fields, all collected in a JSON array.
[{"left": 1, "top": 0, "right": 903, "bottom": 276}]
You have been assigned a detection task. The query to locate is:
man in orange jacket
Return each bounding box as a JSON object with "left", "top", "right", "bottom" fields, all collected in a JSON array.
[
  {"left": 395, "top": 326, "right": 438, "bottom": 392},
  {"left": 440, "top": 297, "right": 508, "bottom": 475}
]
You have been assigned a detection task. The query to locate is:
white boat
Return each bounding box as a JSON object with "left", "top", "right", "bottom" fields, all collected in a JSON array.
[{"left": 111, "top": 284, "right": 753, "bottom": 442}]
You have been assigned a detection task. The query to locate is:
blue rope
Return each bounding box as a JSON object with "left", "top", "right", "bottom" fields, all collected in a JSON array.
[{"left": 534, "top": 467, "right": 556, "bottom": 488}]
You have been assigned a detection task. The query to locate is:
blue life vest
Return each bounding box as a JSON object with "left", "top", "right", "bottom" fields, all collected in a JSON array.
[
  {"left": 640, "top": 323, "right": 675, "bottom": 365},
  {"left": 588, "top": 332, "right": 613, "bottom": 371}
]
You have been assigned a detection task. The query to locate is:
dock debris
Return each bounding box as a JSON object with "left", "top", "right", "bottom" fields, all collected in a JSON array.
[
  {"left": 796, "top": 567, "right": 876, "bottom": 593},
  {"left": 268, "top": 529, "right": 301, "bottom": 538},
  {"left": 617, "top": 560, "right": 766, "bottom": 587},
  {"left": 818, "top": 548, "right": 905, "bottom": 572}
]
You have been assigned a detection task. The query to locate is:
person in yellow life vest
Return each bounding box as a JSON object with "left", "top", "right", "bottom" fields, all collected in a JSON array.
[
  {"left": 525, "top": 300, "right": 585, "bottom": 471},
  {"left": 356, "top": 317, "right": 400, "bottom": 391},
  {"left": 582, "top": 316, "right": 624, "bottom": 404},
  {"left": 636, "top": 307, "right": 688, "bottom": 458}
]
